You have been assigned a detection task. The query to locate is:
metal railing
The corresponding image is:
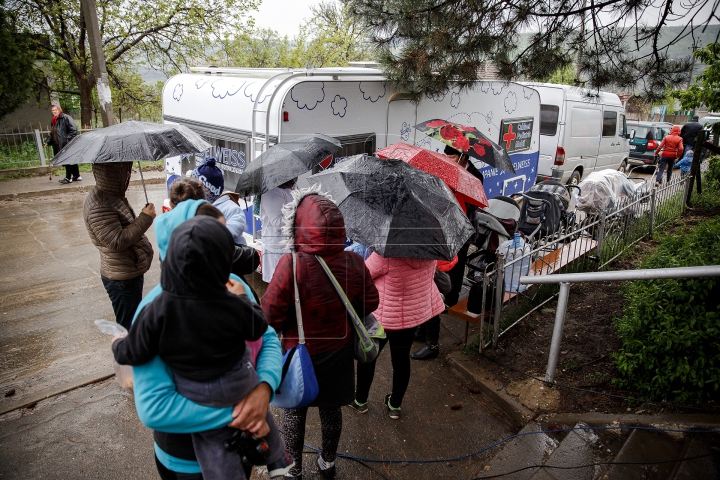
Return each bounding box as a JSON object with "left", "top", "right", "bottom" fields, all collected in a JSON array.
[
  {"left": 518, "top": 265, "right": 720, "bottom": 383},
  {"left": 0, "top": 127, "right": 98, "bottom": 170},
  {"left": 466, "top": 172, "right": 692, "bottom": 353}
]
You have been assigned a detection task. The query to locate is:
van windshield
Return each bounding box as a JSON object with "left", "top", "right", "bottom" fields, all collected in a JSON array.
[{"left": 540, "top": 104, "right": 559, "bottom": 136}]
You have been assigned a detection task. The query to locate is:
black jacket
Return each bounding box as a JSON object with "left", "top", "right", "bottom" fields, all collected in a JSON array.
[
  {"left": 680, "top": 121, "right": 703, "bottom": 147},
  {"left": 112, "top": 216, "right": 267, "bottom": 381},
  {"left": 46, "top": 113, "right": 77, "bottom": 155},
  {"left": 465, "top": 160, "right": 485, "bottom": 218}
]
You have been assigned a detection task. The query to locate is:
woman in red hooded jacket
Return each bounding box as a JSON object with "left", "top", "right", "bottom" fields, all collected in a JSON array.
[
  {"left": 654, "top": 125, "right": 683, "bottom": 186},
  {"left": 262, "top": 185, "right": 379, "bottom": 480}
]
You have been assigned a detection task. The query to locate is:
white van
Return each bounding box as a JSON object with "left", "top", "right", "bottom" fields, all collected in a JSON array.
[
  {"left": 522, "top": 83, "right": 630, "bottom": 185},
  {"left": 162, "top": 67, "right": 542, "bottom": 239}
]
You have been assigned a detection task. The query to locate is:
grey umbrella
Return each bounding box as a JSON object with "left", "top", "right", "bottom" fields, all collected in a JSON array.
[
  {"left": 234, "top": 134, "right": 342, "bottom": 197},
  {"left": 307, "top": 155, "right": 475, "bottom": 260},
  {"left": 51, "top": 121, "right": 211, "bottom": 203}
]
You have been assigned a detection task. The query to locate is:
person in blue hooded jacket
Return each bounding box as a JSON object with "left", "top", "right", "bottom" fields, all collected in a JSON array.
[{"left": 128, "top": 198, "right": 283, "bottom": 480}]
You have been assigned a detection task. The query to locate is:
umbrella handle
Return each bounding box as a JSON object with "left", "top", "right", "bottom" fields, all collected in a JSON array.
[{"left": 137, "top": 161, "right": 149, "bottom": 206}]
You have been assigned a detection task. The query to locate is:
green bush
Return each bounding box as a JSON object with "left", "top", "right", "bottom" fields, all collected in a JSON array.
[
  {"left": 612, "top": 217, "right": 720, "bottom": 402},
  {"left": 705, "top": 155, "right": 720, "bottom": 191}
]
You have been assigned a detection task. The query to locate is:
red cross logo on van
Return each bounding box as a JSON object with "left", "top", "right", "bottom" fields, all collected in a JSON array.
[
  {"left": 503, "top": 125, "right": 517, "bottom": 149},
  {"left": 319, "top": 155, "right": 333, "bottom": 170}
]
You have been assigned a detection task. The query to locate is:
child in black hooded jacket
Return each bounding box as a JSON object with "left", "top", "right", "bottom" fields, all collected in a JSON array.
[{"left": 112, "top": 215, "right": 292, "bottom": 479}]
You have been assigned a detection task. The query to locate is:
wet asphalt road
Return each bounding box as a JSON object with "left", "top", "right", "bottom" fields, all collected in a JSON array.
[{"left": 0, "top": 184, "right": 514, "bottom": 479}]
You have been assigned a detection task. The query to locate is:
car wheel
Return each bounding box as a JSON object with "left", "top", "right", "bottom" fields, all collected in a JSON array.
[
  {"left": 618, "top": 160, "right": 628, "bottom": 174},
  {"left": 568, "top": 170, "right": 581, "bottom": 186}
]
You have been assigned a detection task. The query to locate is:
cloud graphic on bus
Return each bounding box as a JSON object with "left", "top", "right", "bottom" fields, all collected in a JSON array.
[
  {"left": 425, "top": 90, "right": 446, "bottom": 102},
  {"left": 210, "top": 79, "right": 246, "bottom": 99},
  {"left": 331, "top": 95, "right": 347, "bottom": 117},
  {"left": 504, "top": 91, "right": 518, "bottom": 114},
  {"left": 195, "top": 79, "right": 211, "bottom": 89},
  {"left": 416, "top": 137, "right": 432, "bottom": 148},
  {"left": 523, "top": 87, "right": 534, "bottom": 100},
  {"left": 450, "top": 91, "right": 461, "bottom": 109},
  {"left": 173, "top": 84, "right": 183, "bottom": 101},
  {"left": 400, "top": 122, "right": 411, "bottom": 141},
  {"left": 480, "top": 82, "right": 491, "bottom": 94},
  {"left": 243, "top": 82, "right": 273, "bottom": 104},
  {"left": 359, "top": 82, "right": 386, "bottom": 102},
  {"left": 291, "top": 83, "right": 325, "bottom": 110},
  {"left": 491, "top": 83, "right": 505, "bottom": 95}
]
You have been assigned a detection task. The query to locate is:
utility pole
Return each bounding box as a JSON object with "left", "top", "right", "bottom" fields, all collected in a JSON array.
[
  {"left": 575, "top": 0, "right": 587, "bottom": 83},
  {"left": 81, "top": 0, "right": 115, "bottom": 126}
]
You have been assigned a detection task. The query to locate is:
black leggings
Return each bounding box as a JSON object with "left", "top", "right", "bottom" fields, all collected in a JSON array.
[
  {"left": 282, "top": 406, "right": 342, "bottom": 476},
  {"left": 445, "top": 241, "right": 471, "bottom": 306},
  {"left": 355, "top": 327, "right": 416, "bottom": 408},
  {"left": 64, "top": 164, "right": 80, "bottom": 180},
  {"left": 415, "top": 315, "right": 441, "bottom": 345}
]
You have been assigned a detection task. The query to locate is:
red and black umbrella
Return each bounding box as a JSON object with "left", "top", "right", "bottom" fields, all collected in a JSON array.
[
  {"left": 414, "top": 119, "right": 515, "bottom": 173},
  {"left": 375, "top": 142, "right": 488, "bottom": 212}
]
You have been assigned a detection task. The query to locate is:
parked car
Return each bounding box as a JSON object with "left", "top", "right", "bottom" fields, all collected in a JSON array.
[
  {"left": 627, "top": 121, "right": 673, "bottom": 166},
  {"left": 700, "top": 116, "right": 720, "bottom": 142}
]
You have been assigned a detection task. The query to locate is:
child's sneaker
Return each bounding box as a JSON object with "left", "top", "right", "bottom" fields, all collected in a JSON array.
[
  {"left": 317, "top": 454, "right": 336, "bottom": 479},
  {"left": 267, "top": 450, "right": 294, "bottom": 478},
  {"left": 385, "top": 394, "right": 401, "bottom": 420},
  {"left": 348, "top": 399, "right": 368, "bottom": 414}
]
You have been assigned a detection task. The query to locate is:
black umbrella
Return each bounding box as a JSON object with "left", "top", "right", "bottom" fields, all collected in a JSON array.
[
  {"left": 307, "top": 155, "right": 475, "bottom": 260},
  {"left": 50, "top": 121, "right": 211, "bottom": 203},
  {"left": 234, "top": 134, "right": 342, "bottom": 197}
]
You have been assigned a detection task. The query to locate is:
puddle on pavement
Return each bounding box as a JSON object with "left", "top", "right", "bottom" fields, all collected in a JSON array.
[{"left": 0, "top": 330, "right": 60, "bottom": 382}]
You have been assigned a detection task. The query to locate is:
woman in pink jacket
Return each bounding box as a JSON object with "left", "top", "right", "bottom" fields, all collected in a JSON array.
[{"left": 350, "top": 253, "right": 445, "bottom": 419}]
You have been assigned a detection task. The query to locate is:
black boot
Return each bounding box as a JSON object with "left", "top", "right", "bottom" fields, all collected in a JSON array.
[
  {"left": 413, "top": 324, "right": 426, "bottom": 343},
  {"left": 411, "top": 343, "right": 439, "bottom": 360}
]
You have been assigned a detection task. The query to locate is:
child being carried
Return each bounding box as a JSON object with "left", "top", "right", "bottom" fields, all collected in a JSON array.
[{"left": 112, "top": 215, "right": 292, "bottom": 479}]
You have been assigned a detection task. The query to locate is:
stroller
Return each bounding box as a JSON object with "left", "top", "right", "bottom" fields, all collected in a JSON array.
[
  {"left": 516, "top": 180, "right": 578, "bottom": 239},
  {"left": 466, "top": 195, "right": 521, "bottom": 278},
  {"left": 463, "top": 196, "right": 521, "bottom": 315},
  {"left": 575, "top": 168, "right": 650, "bottom": 216}
]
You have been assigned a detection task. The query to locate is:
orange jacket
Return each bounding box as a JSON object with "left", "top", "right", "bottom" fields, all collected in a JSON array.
[{"left": 655, "top": 126, "right": 684, "bottom": 159}]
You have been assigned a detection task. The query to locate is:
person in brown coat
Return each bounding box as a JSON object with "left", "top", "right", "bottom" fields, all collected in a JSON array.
[{"left": 83, "top": 162, "right": 156, "bottom": 329}]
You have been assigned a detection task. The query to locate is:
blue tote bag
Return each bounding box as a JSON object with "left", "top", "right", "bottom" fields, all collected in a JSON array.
[{"left": 271, "top": 253, "right": 319, "bottom": 409}]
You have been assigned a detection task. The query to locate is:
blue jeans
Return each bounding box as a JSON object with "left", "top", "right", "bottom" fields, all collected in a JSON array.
[
  {"left": 101, "top": 275, "right": 144, "bottom": 330},
  {"left": 656, "top": 157, "right": 675, "bottom": 184}
]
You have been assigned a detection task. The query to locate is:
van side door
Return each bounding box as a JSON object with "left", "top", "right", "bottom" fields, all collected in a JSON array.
[
  {"left": 597, "top": 108, "right": 620, "bottom": 170},
  {"left": 564, "top": 104, "right": 601, "bottom": 180}
]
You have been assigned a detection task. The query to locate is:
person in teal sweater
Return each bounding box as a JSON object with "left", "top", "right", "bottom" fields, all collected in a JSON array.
[{"left": 130, "top": 198, "right": 282, "bottom": 479}]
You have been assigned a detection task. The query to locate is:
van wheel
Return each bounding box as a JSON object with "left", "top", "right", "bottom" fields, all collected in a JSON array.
[
  {"left": 618, "top": 160, "right": 628, "bottom": 173},
  {"left": 568, "top": 171, "right": 581, "bottom": 186}
]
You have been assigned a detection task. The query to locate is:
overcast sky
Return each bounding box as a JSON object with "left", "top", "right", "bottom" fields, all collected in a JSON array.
[
  {"left": 250, "top": 0, "right": 718, "bottom": 38},
  {"left": 250, "top": 0, "right": 321, "bottom": 37}
]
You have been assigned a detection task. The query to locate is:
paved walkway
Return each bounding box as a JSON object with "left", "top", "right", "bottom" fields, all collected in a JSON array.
[
  {"left": 0, "top": 183, "right": 513, "bottom": 479},
  {"left": 0, "top": 168, "right": 166, "bottom": 200}
]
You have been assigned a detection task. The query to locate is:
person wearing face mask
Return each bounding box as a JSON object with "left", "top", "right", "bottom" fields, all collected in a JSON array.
[{"left": 83, "top": 162, "right": 156, "bottom": 330}]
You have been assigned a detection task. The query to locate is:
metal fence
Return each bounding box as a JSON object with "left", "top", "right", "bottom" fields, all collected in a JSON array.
[
  {"left": 0, "top": 127, "right": 98, "bottom": 170},
  {"left": 466, "top": 173, "right": 691, "bottom": 353}
]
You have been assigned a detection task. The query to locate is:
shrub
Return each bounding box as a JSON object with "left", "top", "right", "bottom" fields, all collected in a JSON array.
[
  {"left": 612, "top": 217, "right": 720, "bottom": 402},
  {"left": 704, "top": 155, "right": 720, "bottom": 191}
]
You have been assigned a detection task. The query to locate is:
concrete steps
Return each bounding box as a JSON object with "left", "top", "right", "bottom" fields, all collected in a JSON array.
[{"left": 477, "top": 420, "right": 720, "bottom": 480}]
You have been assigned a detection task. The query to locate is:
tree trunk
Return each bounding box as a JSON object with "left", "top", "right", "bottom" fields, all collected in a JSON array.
[{"left": 79, "top": 77, "right": 94, "bottom": 130}]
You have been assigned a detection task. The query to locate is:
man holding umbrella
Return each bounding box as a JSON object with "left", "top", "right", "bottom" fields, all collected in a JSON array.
[{"left": 84, "top": 163, "right": 156, "bottom": 330}]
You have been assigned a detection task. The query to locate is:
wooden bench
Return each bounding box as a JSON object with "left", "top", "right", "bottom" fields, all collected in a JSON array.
[{"left": 447, "top": 237, "right": 598, "bottom": 344}]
